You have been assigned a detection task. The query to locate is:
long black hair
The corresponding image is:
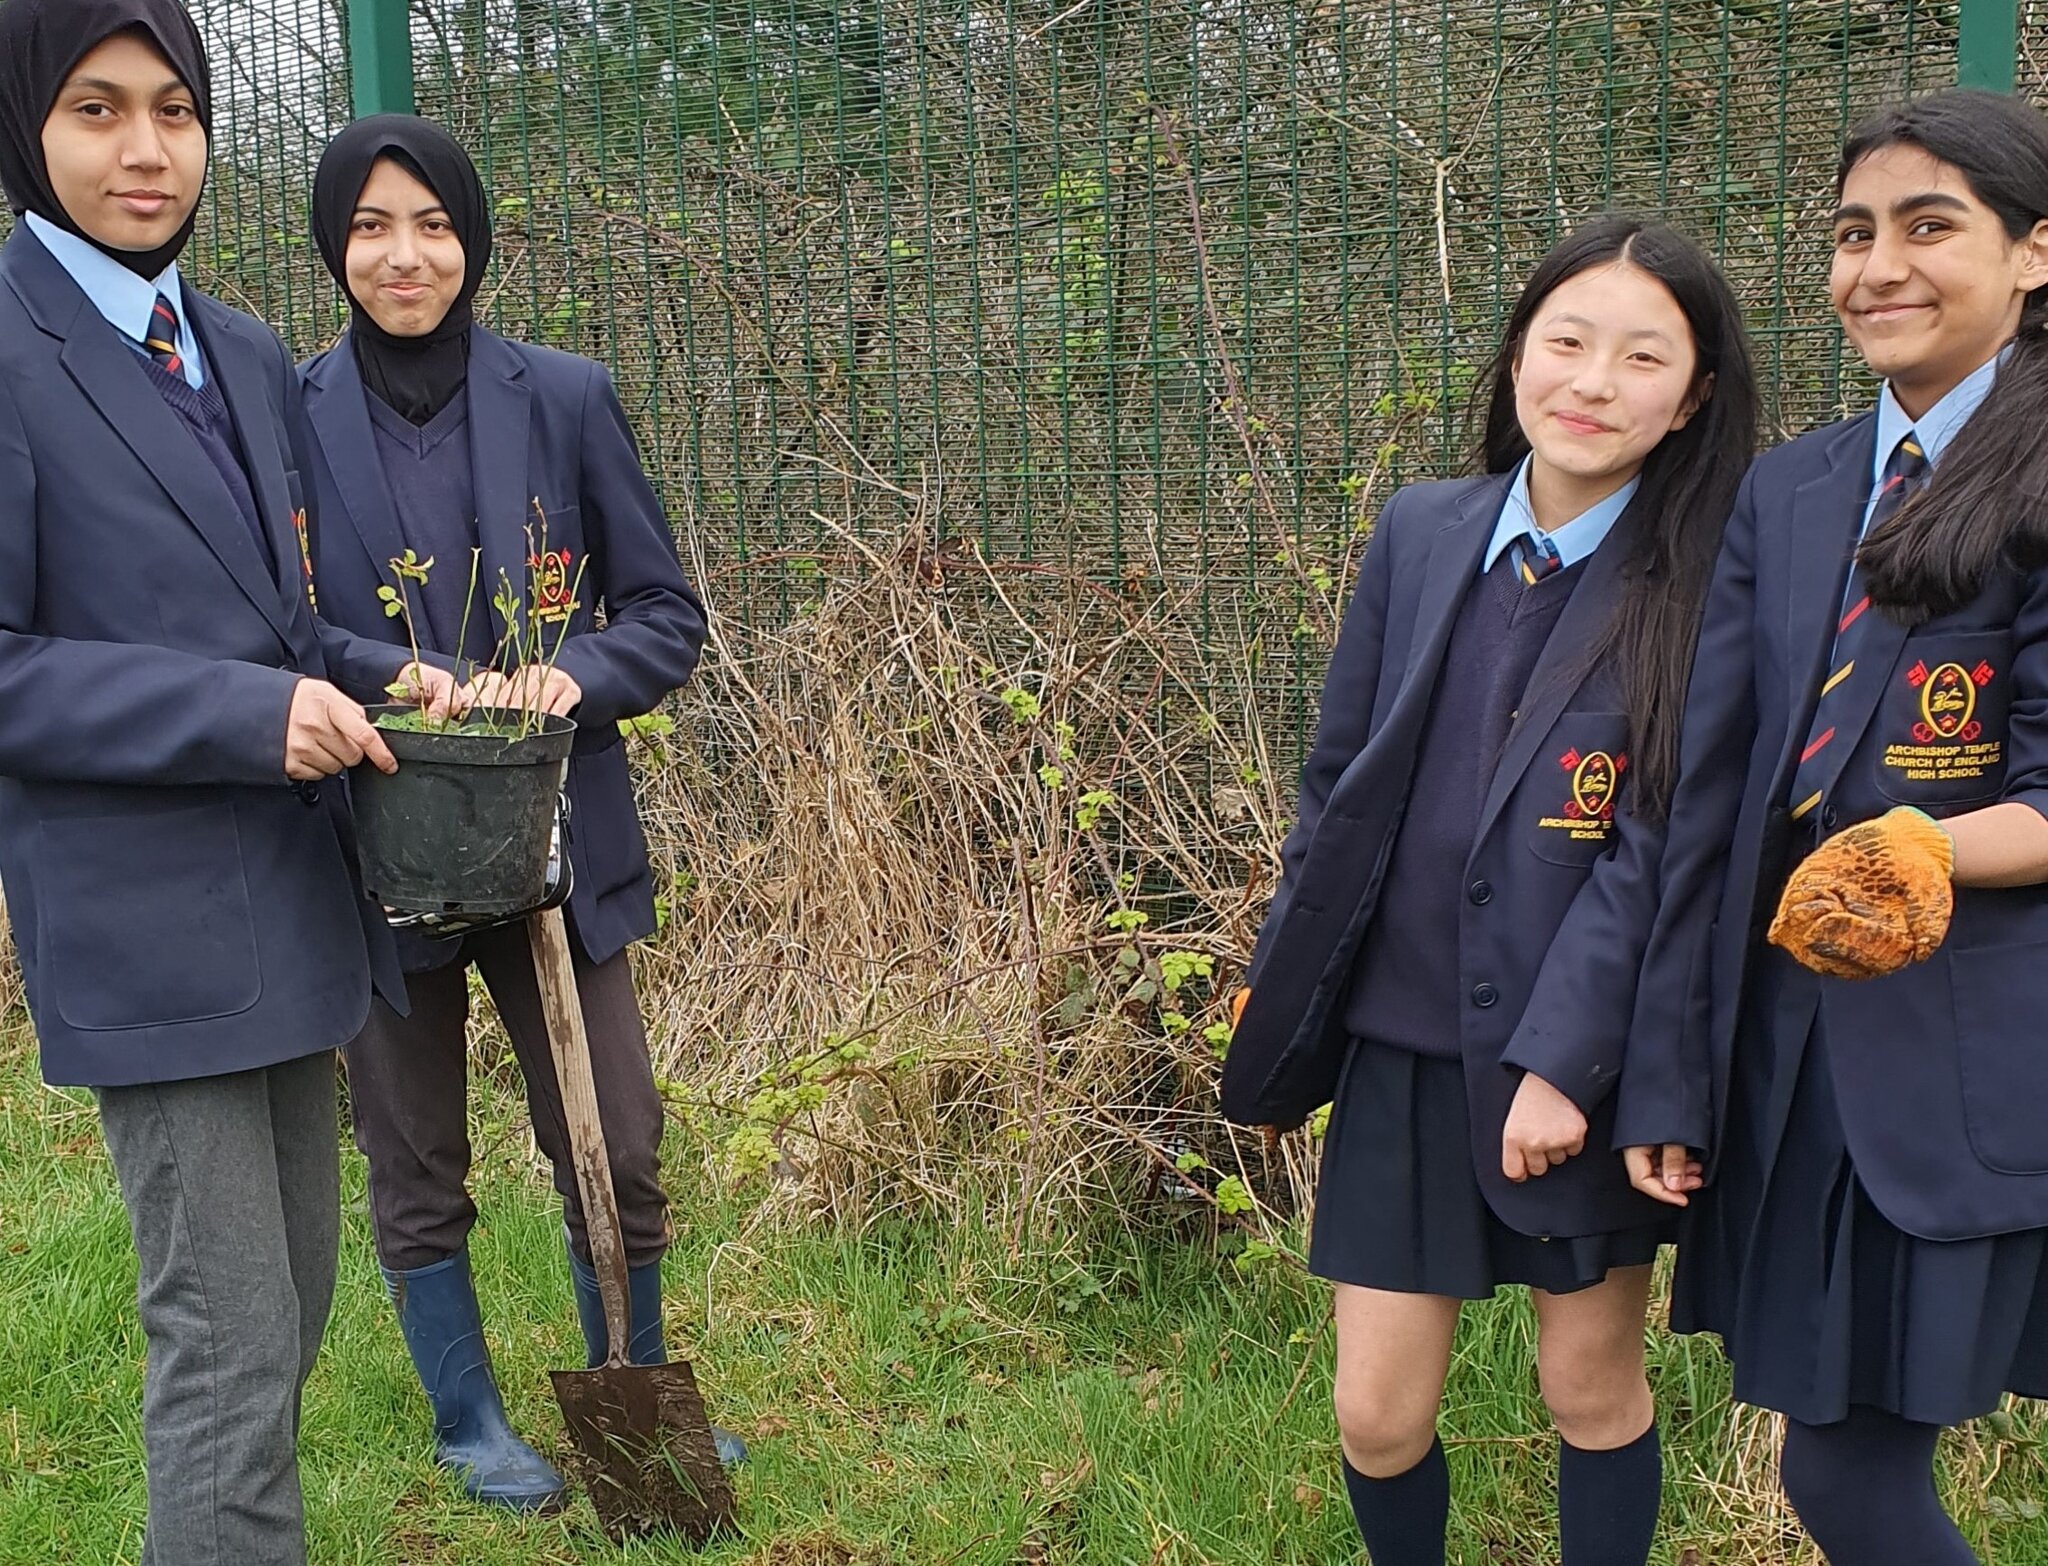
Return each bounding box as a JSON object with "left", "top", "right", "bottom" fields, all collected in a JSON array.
[
  {"left": 1474, "top": 216, "right": 1758, "bottom": 821},
  {"left": 1850, "top": 90, "right": 2048, "bottom": 622}
]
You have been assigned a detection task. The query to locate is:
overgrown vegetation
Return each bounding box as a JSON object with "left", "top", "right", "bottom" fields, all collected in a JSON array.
[{"left": 3, "top": 2, "right": 2046, "bottom": 1558}]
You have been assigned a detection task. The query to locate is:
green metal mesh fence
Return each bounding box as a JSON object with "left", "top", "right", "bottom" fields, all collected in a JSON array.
[
  {"left": 2017, "top": 0, "right": 2048, "bottom": 88},
  {"left": 386, "top": 0, "right": 1958, "bottom": 758},
  {"left": 3, "top": 2, "right": 1974, "bottom": 766},
  {"left": 191, "top": 0, "right": 354, "bottom": 348}
]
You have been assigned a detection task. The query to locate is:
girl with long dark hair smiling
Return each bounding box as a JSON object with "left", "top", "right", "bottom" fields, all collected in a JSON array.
[
  {"left": 1221, "top": 218, "right": 1756, "bottom": 1564},
  {"left": 1635, "top": 89, "right": 2048, "bottom": 1561}
]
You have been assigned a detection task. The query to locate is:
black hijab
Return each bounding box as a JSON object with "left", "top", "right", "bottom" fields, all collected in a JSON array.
[
  {"left": 312, "top": 115, "right": 491, "bottom": 426},
  {"left": 0, "top": 0, "right": 212, "bottom": 278}
]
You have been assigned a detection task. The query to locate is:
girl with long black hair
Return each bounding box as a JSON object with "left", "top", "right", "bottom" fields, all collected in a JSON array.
[
  {"left": 1222, "top": 217, "right": 1756, "bottom": 1563},
  {"left": 1636, "top": 88, "right": 2048, "bottom": 1561}
]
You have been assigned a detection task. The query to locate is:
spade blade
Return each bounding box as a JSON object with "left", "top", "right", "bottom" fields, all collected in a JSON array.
[{"left": 550, "top": 1358, "right": 737, "bottom": 1545}]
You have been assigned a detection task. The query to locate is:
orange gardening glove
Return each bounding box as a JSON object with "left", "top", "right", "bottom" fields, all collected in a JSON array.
[
  {"left": 1767, "top": 806, "right": 1955, "bottom": 980},
  {"left": 1229, "top": 988, "right": 1251, "bottom": 1027}
]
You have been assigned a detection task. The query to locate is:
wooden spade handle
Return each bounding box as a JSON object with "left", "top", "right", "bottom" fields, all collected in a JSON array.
[{"left": 529, "top": 907, "right": 633, "bottom": 1368}]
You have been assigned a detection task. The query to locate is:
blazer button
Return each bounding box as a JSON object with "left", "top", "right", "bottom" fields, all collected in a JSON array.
[
  {"left": 1821, "top": 804, "right": 1840, "bottom": 830},
  {"left": 294, "top": 780, "right": 323, "bottom": 807},
  {"left": 1469, "top": 879, "right": 1493, "bottom": 906},
  {"left": 1471, "top": 982, "right": 1499, "bottom": 1009}
]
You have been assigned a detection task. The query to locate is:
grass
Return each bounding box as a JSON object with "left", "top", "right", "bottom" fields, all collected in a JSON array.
[{"left": 1, "top": 1022, "right": 2044, "bottom": 1565}]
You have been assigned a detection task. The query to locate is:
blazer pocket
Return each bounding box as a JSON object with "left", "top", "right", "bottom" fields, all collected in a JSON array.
[
  {"left": 1950, "top": 938, "right": 2048, "bottom": 1174},
  {"left": 1527, "top": 712, "right": 1631, "bottom": 868},
  {"left": 39, "top": 804, "right": 262, "bottom": 1032},
  {"left": 1872, "top": 630, "right": 2012, "bottom": 809}
]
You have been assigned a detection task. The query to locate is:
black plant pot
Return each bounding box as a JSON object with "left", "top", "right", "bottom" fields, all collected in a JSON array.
[{"left": 351, "top": 706, "right": 576, "bottom": 918}]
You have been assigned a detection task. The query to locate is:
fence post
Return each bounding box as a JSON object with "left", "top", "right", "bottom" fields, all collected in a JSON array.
[
  {"left": 349, "top": 0, "right": 416, "bottom": 116},
  {"left": 1958, "top": 0, "right": 2019, "bottom": 91}
]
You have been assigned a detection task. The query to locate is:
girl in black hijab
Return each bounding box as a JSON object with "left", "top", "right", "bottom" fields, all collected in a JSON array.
[
  {"left": 298, "top": 115, "right": 734, "bottom": 1512},
  {"left": 0, "top": 0, "right": 211, "bottom": 276},
  {"left": 311, "top": 114, "right": 490, "bottom": 424},
  {"left": 0, "top": 6, "right": 460, "bottom": 1565}
]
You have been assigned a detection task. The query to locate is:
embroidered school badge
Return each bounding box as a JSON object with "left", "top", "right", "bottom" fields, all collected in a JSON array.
[
  {"left": 1537, "top": 748, "right": 1627, "bottom": 841},
  {"left": 1882, "top": 653, "right": 2003, "bottom": 791},
  {"left": 1905, "top": 659, "right": 1992, "bottom": 744},
  {"left": 527, "top": 547, "right": 580, "bottom": 627}
]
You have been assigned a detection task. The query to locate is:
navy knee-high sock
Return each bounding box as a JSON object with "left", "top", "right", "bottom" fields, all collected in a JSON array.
[
  {"left": 1779, "top": 1405, "right": 1976, "bottom": 1564},
  {"left": 1557, "top": 1423, "right": 1662, "bottom": 1566},
  {"left": 1340, "top": 1437, "right": 1449, "bottom": 1566}
]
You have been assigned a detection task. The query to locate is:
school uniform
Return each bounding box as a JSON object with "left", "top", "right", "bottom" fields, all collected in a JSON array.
[
  {"left": 1634, "top": 358, "right": 2048, "bottom": 1425},
  {"left": 1225, "top": 465, "right": 1677, "bottom": 1297},
  {"left": 298, "top": 323, "right": 707, "bottom": 1271},
  {"left": 0, "top": 215, "right": 413, "bottom": 1564}
]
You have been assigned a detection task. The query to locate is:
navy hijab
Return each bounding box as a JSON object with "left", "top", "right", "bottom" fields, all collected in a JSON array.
[
  {"left": 0, "top": 0, "right": 212, "bottom": 278},
  {"left": 312, "top": 115, "right": 492, "bottom": 425}
]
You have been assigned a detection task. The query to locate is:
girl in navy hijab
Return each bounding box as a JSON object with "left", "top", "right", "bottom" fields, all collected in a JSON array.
[{"left": 298, "top": 114, "right": 736, "bottom": 1511}]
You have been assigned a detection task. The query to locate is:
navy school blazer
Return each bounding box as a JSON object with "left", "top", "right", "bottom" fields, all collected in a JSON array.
[
  {"left": 298, "top": 326, "right": 707, "bottom": 970},
  {"left": 1633, "top": 411, "right": 2048, "bottom": 1242},
  {"left": 0, "top": 225, "right": 410, "bottom": 1087},
  {"left": 1222, "top": 474, "right": 1678, "bottom": 1238}
]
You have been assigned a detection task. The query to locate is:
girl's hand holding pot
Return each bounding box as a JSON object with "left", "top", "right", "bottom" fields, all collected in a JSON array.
[{"left": 467, "top": 665, "right": 583, "bottom": 718}]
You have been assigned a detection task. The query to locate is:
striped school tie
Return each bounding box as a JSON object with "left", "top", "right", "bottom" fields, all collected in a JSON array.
[
  {"left": 1787, "top": 433, "right": 1929, "bottom": 824},
  {"left": 1509, "top": 527, "right": 1564, "bottom": 586},
  {"left": 143, "top": 291, "right": 184, "bottom": 378}
]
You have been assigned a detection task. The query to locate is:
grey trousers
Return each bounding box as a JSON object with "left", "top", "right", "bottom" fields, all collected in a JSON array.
[
  {"left": 94, "top": 1051, "right": 340, "bottom": 1566},
  {"left": 345, "top": 925, "right": 670, "bottom": 1274}
]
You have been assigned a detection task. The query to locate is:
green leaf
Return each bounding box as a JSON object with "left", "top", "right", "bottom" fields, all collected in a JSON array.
[{"left": 1213, "top": 1176, "right": 1254, "bottom": 1216}]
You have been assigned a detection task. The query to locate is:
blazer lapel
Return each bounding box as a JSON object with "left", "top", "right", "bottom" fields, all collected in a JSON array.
[
  {"left": 304, "top": 336, "right": 411, "bottom": 592},
  {"left": 189, "top": 299, "right": 303, "bottom": 652},
  {"left": 1400, "top": 476, "right": 1507, "bottom": 685},
  {"left": 1310, "top": 480, "right": 1497, "bottom": 846},
  {"left": 1475, "top": 527, "right": 1631, "bottom": 846},
  {"left": 465, "top": 329, "right": 534, "bottom": 655},
  {"left": 49, "top": 293, "right": 290, "bottom": 651}
]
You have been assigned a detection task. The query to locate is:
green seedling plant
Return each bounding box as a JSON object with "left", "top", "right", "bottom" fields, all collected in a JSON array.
[
  {"left": 476, "top": 499, "right": 590, "bottom": 741},
  {"left": 375, "top": 548, "right": 440, "bottom": 731},
  {"left": 372, "top": 499, "right": 588, "bottom": 741}
]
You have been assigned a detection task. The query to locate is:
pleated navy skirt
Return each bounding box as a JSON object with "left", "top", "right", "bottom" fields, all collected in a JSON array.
[
  {"left": 1673, "top": 954, "right": 2048, "bottom": 1427},
  {"left": 1310, "top": 1038, "right": 1669, "bottom": 1299}
]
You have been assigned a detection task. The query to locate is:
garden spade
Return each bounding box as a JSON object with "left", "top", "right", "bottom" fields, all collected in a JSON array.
[{"left": 528, "top": 907, "right": 736, "bottom": 1544}]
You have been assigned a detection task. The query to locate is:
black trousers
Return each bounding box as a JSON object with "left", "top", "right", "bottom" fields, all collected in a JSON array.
[{"left": 345, "top": 923, "right": 671, "bottom": 1272}]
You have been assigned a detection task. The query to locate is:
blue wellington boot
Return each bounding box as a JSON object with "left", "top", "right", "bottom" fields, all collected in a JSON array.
[
  {"left": 384, "top": 1249, "right": 569, "bottom": 1511},
  {"left": 568, "top": 1242, "right": 749, "bottom": 1467}
]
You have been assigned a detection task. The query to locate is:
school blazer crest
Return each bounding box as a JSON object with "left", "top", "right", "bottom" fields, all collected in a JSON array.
[{"left": 1222, "top": 475, "right": 1676, "bottom": 1238}]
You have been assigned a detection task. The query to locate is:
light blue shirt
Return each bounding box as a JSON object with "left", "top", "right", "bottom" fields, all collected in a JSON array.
[
  {"left": 1862, "top": 352, "right": 1999, "bottom": 538},
  {"left": 1480, "top": 455, "right": 1639, "bottom": 577},
  {"left": 24, "top": 213, "right": 205, "bottom": 389}
]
